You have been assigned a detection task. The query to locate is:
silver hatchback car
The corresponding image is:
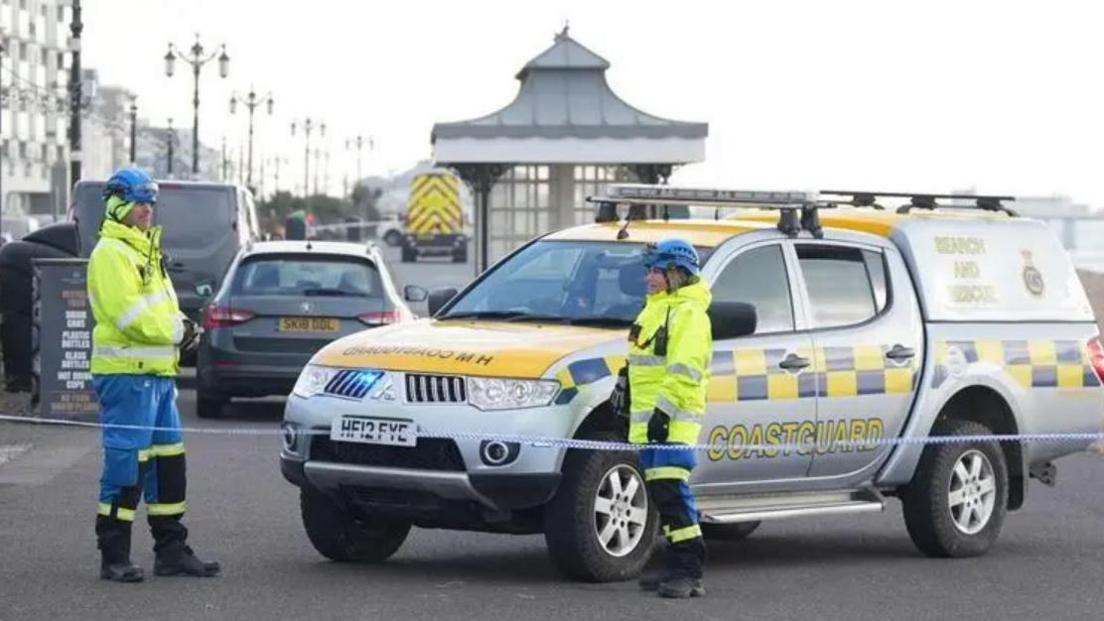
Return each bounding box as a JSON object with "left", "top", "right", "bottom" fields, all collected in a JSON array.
[{"left": 196, "top": 240, "right": 413, "bottom": 418}]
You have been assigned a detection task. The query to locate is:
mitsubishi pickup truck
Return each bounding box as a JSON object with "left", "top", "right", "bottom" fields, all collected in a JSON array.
[{"left": 280, "top": 185, "right": 1104, "bottom": 581}]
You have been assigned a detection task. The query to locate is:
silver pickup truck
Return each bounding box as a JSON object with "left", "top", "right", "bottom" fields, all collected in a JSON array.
[{"left": 280, "top": 186, "right": 1104, "bottom": 581}]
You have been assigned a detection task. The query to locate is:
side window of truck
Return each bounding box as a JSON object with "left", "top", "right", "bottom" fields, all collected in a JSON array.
[
  {"left": 711, "top": 244, "right": 795, "bottom": 334},
  {"left": 795, "top": 244, "right": 888, "bottom": 329}
]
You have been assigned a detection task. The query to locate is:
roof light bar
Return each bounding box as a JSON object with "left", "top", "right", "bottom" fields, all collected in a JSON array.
[
  {"left": 601, "top": 184, "right": 812, "bottom": 206},
  {"left": 589, "top": 184, "right": 827, "bottom": 239}
]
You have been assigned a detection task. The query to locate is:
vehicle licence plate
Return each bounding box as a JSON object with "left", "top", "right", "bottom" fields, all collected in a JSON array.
[
  {"left": 331, "top": 416, "right": 416, "bottom": 447},
  {"left": 279, "top": 317, "right": 339, "bottom": 333}
]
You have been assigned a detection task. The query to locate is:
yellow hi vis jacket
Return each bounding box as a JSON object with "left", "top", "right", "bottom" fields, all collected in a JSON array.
[
  {"left": 627, "top": 280, "right": 713, "bottom": 445},
  {"left": 88, "top": 219, "right": 184, "bottom": 377}
]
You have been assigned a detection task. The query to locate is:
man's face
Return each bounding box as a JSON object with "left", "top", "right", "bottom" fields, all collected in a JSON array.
[
  {"left": 646, "top": 266, "right": 667, "bottom": 294},
  {"left": 124, "top": 203, "right": 154, "bottom": 231}
]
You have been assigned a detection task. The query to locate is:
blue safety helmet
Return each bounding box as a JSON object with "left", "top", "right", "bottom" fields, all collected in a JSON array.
[
  {"left": 644, "top": 238, "right": 700, "bottom": 276},
  {"left": 102, "top": 167, "right": 159, "bottom": 205}
]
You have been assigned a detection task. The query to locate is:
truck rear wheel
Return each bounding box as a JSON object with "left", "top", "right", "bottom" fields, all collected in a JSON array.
[
  {"left": 543, "top": 434, "right": 657, "bottom": 582},
  {"left": 901, "top": 419, "right": 1008, "bottom": 558},
  {"left": 300, "top": 489, "right": 411, "bottom": 563}
]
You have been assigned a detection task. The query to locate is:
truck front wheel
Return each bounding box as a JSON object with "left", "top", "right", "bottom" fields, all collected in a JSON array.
[
  {"left": 300, "top": 490, "right": 411, "bottom": 563},
  {"left": 901, "top": 419, "right": 1008, "bottom": 558},
  {"left": 543, "top": 434, "right": 657, "bottom": 582}
]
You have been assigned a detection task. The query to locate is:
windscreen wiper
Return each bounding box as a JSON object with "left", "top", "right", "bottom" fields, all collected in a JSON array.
[
  {"left": 565, "top": 316, "right": 633, "bottom": 328},
  {"left": 438, "top": 310, "right": 530, "bottom": 320}
]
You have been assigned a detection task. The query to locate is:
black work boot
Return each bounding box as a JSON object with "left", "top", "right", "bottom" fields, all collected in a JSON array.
[
  {"left": 154, "top": 544, "right": 221, "bottom": 577},
  {"left": 150, "top": 515, "right": 220, "bottom": 577},
  {"left": 657, "top": 576, "right": 706, "bottom": 599},
  {"left": 96, "top": 516, "right": 144, "bottom": 583}
]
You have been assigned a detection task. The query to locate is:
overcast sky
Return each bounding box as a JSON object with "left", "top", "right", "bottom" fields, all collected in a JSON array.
[{"left": 84, "top": 0, "right": 1104, "bottom": 205}]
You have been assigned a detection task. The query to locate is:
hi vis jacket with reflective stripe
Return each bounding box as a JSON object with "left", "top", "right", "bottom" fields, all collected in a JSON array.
[
  {"left": 88, "top": 219, "right": 184, "bottom": 377},
  {"left": 627, "top": 280, "right": 713, "bottom": 445}
]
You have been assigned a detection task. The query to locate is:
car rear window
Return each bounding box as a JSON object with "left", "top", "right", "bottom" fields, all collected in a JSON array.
[{"left": 232, "top": 254, "right": 382, "bottom": 297}]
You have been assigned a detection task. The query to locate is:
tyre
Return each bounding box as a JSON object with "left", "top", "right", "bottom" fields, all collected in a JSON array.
[
  {"left": 902, "top": 419, "right": 1008, "bottom": 558},
  {"left": 383, "top": 230, "right": 402, "bottom": 247},
  {"left": 543, "top": 433, "right": 657, "bottom": 582},
  {"left": 195, "top": 390, "right": 228, "bottom": 419},
  {"left": 300, "top": 489, "right": 411, "bottom": 563},
  {"left": 701, "top": 520, "right": 761, "bottom": 541}
]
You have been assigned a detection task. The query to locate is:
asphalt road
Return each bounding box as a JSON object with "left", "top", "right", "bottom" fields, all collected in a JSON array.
[{"left": 3, "top": 244, "right": 1104, "bottom": 620}]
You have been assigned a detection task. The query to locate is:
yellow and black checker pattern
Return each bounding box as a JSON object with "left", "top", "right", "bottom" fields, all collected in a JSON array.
[
  {"left": 407, "top": 174, "right": 462, "bottom": 235},
  {"left": 707, "top": 345, "right": 916, "bottom": 402},
  {"left": 932, "top": 339, "right": 1101, "bottom": 390},
  {"left": 555, "top": 355, "right": 627, "bottom": 404}
]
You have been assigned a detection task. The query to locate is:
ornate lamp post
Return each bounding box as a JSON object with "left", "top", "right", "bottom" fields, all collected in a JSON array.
[
  {"left": 290, "top": 118, "right": 324, "bottom": 197},
  {"left": 164, "top": 34, "right": 229, "bottom": 175},
  {"left": 128, "top": 99, "right": 138, "bottom": 164},
  {"left": 230, "top": 87, "right": 273, "bottom": 191}
]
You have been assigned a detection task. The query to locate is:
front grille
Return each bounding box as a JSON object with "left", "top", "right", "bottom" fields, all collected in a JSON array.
[
  {"left": 324, "top": 369, "right": 384, "bottom": 399},
  {"left": 405, "top": 373, "right": 466, "bottom": 404},
  {"left": 311, "top": 436, "right": 466, "bottom": 471}
]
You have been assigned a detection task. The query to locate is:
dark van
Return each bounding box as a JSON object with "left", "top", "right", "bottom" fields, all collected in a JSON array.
[{"left": 72, "top": 180, "right": 261, "bottom": 324}]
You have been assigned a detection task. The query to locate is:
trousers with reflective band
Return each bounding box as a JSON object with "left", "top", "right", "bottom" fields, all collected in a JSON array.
[
  {"left": 94, "top": 375, "right": 188, "bottom": 521},
  {"left": 627, "top": 281, "right": 713, "bottom": 445},
  {"left": 642, "top": 446, "right": 705, "bottom": 579},
  {"left": 89, "top": 219, "right": 183, "bottom": 377}
]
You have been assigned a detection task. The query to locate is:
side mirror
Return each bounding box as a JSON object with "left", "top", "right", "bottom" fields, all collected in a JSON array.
[
  {"left": 427, "top": 287, "right": 458, "bottom": 317},
  {"left": 708, "top": 302, "right": 757, "bottom": 340},
  {"left": 404, "top": 285, "right": 428, "bottom": 303}
]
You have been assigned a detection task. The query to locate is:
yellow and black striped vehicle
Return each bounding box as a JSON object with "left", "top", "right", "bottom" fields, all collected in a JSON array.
[{"left": 401, "top": 170, "right": 467, "bottom": 263}]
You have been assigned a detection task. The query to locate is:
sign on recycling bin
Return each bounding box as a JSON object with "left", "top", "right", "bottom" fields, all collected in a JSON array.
[{"left": 34, "top": 258, "right": 99, "bottom": 419}]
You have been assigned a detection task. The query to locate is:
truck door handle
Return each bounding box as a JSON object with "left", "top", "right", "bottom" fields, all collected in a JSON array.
[
  {"left": 885, "top": 345, "right": 916, "bottom": 361},
  {"left": 778, "top": 354, "right": 810, "bottom": 371}
]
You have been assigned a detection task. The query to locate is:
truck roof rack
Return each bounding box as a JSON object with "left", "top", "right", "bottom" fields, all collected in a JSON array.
[
  {"left": 820, "top": 190, "right": 1018, "bottom": 216},
  {"left": 588, "top": 184, "right": 829, "bottom": 238}
]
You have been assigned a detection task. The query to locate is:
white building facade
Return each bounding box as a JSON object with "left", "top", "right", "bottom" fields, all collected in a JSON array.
[{"left": 0, "top": 0, "right": 71, "bottom": 239}]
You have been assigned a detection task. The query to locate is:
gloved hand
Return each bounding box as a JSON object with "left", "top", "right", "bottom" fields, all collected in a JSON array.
[
  {"left": 610, "top": 366, "right": 630, "bottom": 417},
  {"left": 179, "top": 317, "right": 200, "bottom": 354},
  {"left": 647, "top": 408, "right": 670, "bottom": 443}
]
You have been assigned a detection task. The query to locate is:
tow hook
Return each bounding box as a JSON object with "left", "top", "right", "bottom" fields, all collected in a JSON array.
[{"left": 1029, "top": 461, "right": 1057, "bottom": 486}]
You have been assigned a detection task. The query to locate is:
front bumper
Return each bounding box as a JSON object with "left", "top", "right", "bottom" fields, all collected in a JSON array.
[
  {"left": 280, "top": 458, "right": 559, "bottom": 511},
  {"left": 280, "top": 388, "right": 579, "bottom": 512}
]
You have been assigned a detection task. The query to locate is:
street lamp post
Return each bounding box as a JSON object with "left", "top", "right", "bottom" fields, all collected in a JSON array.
[
  {"left": 290, "top": 119, "right": 324, "bottom": 197},
  {"left": 230, "top": 87, "right": 273, "bottom": 192},
  {"left": 166, "top": 118, "right": 176, "bottom": 176},
  {"left": 165, "top": 34, "right": 229, "bottom": 175},
  {"left": 69, "top": 0, "right": 83, "bottom": 189},
  {"left": 128, "top": 99, "right": 138, "bottom": 164},
  {"left": 345, "top": 135, "right": 373, "bottom": 194}
]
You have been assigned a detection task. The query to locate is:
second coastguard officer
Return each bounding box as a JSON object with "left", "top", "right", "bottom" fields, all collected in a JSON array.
[
  {"left": 88, "top": 167, "right": 220, "bottom": 582},
  {"left": 627, "top": 238, "right": 712, "bottom": 598}
]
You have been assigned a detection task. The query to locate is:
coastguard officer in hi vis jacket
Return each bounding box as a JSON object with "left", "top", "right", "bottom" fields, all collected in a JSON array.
[
  {"left": 616, "top": 238, "right": 712, "bottom": 598},
  {"left": 88, "top": 167, "right": 219, "bottom": 582}
]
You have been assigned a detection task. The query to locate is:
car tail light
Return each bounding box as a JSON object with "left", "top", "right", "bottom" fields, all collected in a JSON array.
[
  {"left": 358, "top": 310, "right": 403, "bottom": 326},
  {"left": 1087, "top": 337, "right": 1104, "bottom": 383},
  {"left": 204, "top": 306, "right": 255, "bottom": 330}
]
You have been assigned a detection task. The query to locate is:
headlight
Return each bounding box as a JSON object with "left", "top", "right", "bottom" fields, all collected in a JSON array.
[
  {"left": 292, "top": 364, "right": 340, "bottom": 399},
  {"left": 466, "top": 377, "right": 560, "bottom": 411}
]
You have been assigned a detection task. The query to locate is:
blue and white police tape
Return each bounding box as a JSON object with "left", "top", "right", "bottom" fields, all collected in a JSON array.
[{"left": 1, "top": 413, "right": 1103, "bottom": 454}]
